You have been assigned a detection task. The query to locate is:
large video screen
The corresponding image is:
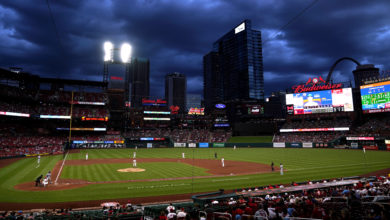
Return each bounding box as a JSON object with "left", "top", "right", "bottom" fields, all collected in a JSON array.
[
  {"left": 286, "top": 88, "right": 354, "bottom": 115},
  {"left": 360, "top": 81, "right": 390, "bottom": 113}
]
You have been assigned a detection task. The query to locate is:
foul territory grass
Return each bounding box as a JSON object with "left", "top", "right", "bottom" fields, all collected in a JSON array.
[{"left": 0, "top": 148, "right": 389, "bottom": 203}]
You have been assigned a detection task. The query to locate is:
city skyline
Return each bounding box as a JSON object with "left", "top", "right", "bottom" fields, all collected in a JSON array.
[{"left": 0, "top": 0, "right": 389, "bottom": 98}]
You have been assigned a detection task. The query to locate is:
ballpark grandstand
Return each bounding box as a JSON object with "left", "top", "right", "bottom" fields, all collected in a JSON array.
[{"left": 0, "top": 63, "right": 390, "bottom": 220}]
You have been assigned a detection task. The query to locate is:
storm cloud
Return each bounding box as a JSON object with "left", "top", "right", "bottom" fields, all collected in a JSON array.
[{"left": 0, "top": 0, "right": 389, "bottom": 98}]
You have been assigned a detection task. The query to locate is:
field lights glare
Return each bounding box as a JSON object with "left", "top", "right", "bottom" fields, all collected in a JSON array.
[
  {"left": 103, "top": 41, "right": 113, "bottom": 62},
  {"left": 120, "top": 43, "right": 132, "bottom": 63}
]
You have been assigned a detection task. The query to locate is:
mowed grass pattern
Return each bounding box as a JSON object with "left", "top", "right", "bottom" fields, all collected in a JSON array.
[
  {"left": 0, "top": 148, "right": 389, "bottom": 203},
  {"left": 61, "top": 162, "right": 211, "bottom": 182}
]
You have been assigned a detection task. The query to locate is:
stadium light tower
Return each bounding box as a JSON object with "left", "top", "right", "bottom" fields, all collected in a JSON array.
[
  {"left": 120, "top": 43, "right": 132, "bottom": 63},
  {"left": 103, "top": 41, "right": 114, "bottom": 85},
  {"left": 103, "top": 41, "right": 113, "bottom": 62}
]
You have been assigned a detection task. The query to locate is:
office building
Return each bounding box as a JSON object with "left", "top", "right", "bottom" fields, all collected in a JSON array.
[
  {"left": 203, "top": 19, "right": 264, "bottom": 109},
  {"left": 128, "top": 57, "right": 150, "bottom": 108},
  {"left": 165, "top": 72, "right": 186, "bottom": 113}
]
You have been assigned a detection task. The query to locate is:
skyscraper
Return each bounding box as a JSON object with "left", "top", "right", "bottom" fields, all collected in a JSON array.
[
  {"left": 128, "top": 57, "right": 150, "bottom": 108},
  {"left": 203, "top": 19, "right": 264, "bottom": 109},
  {"left": 165, "top": 72, "right": 186, "bottom": 113}
]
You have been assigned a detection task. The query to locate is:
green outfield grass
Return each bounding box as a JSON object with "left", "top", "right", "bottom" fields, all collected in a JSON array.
[
  {"left": 0, "top": 148, "right": 389, "bottom": 203},
  {"left": 227, "top": 136, "right": 273, "bottom": 143}
]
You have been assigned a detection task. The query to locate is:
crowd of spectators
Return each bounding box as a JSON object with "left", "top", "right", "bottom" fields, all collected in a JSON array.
[
  {"left": 124, "top": 129, "right": 232, "bottom": 143},
  {"left": 352, "top": 116, "right": 390, "bottom": 136},
  {"left": 0, "top": 85, "right": 108, "bottom": 104},
  {"left": 196, "top": 176, "right": 390, "bottom": 220},
  {"left": 281, "top": 118, "right": 352, "bottom": 129},
  {"left": 0, "top": 101, "right": 109, "bottom": 118},
  {"left": 274, "top": 132, "right": 348, "bottom": 143},
  {"left": 0, "top": 136, "right": 64, "bottom": 158}
]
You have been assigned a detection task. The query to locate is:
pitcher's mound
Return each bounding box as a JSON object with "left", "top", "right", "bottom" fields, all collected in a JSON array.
[{"left": 117, "top": 168, "right": 145, "bottom": 173}]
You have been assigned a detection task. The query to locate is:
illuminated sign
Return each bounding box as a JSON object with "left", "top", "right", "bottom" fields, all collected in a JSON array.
[
  {"left": 40, "top": 115, "right": 71, "bottom": 119},
  {"left": 214, "top": 123, "right": 230, "bottom": 127},
  {"left": 188, "top": 108, "right": 205, "bottom": 115},
  {"left": 170, "top": 105, "right": 180, "bottom": 114},
  {"left": 142, "top": 99, "right": 167, "bottom": 106},
  {"left": 234, "top": 22, "right": 245, "bottom": 34},
  {"left": 81, "top": 117, "right": 109, "bottom": 121},
  {"left": 140, "top": 137, "right": 166, "bottom": 141},
  {"left": 110, "top": 76, "right": 123, "bottom": 80},
  {"left": 360, "top": 81, "right": 390, "bottom": 113},
  {"left": 56, "top": 127, "right": 107, "bottom": 131},
  {"left": 346, "top": 137, "right": 375, "bottom": 140},
  {"left": 292, "top": 76, "right": 342, "bottom": 93},
  {"left": 73, "top": 140, "right": 124, "bottom": 144},
  {"left": 0, "top": 111, "right": 30, "bottom": 117},
  {"left": 280, "top": 127, "right": 349, "bottom": 132},
  {"left": 143, "top": 117, "right": 170, "bottom": 121},
  {"left": 143, "top": 111, "right": 170, "bottom": 115},
  {"left": 286, "top": 88, "right": 354, "bottom": 115},
  {"left": 71, "top": 101, "right": 105, "bottom": 105},
  {"left": 215, "top": 104, "right": 226, "bottom": 109},
  {"left": 286, "top": 105, "right": 294, "bottom": 115}
]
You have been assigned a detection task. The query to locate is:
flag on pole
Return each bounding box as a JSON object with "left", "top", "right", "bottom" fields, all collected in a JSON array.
[{"left": 363, "top": 147, "right": 366, "bottom": 154}]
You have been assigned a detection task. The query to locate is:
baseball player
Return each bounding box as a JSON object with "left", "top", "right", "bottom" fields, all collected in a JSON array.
[
  {"left": 234, "top": 145, "right": 236, "bottom": 150},
  {"left": 46, "top": 171, "right": 52, "bottom": 184},
  {"left": 86, "top": 153, "right": 88, "bottom": 160},
  {"left": 133, "top": 151, "right": 136, "bottom": 159},
  {"left": 271, "top": 161, "right": 274, "bottom": 172},
  {"left": 37, "top": 155, "right": 41, "bottom": 167},
  {"left": 182, "top": 152, "right": 185, "bottom": 159},
  {"left": 133, "top": 159, "right": 137, "bottom": 167},
  {"left": 221, "top": 157, "right": 225, "bottom": 167},
  {"left": 280, "top": 163, "right": 284, "bottom": 175}
]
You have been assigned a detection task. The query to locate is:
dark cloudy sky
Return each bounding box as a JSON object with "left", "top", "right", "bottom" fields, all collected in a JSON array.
[{"left": 1, "top": 0, "right": 389, "bottom": 98}]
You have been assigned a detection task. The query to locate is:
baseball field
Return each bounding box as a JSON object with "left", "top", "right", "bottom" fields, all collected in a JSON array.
[{"left": 0, "top": 147, "right": 390, "bottom": 209}]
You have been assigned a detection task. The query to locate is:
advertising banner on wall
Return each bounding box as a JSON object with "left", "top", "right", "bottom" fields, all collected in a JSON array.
[
  {"left": 188, "top": 143, "right": 196, "bottom": 148},
  {"left": 351, "top": 142, "right": 359, "bottom": 149},
  {"left": 363, "top": 145, "right": 378, "bottom": 150},
  {"left": 290, "top": 143, "right": 302, "bottom": 148},
  {"left": 302, "top": 142, "right": 313, "bottom": 148},
  {"left": 174, "top": 143, "right": 186, "bottom": 147},
  {"left": 199, "top": 143, "right": 209, "bottom": 148},
  {"left": 147, "top": 143, "right": 153, "bottom": 148},
  {"left": 213, "top": 143, "right": 225, "bottom": 147},
  {"left": 273, "top": 143, "right": 286, "bottom": 148}
]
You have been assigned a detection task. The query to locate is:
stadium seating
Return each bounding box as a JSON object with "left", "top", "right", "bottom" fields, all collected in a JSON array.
[{"left": 2, "top": 176, "right": 388, "bottom": 219}]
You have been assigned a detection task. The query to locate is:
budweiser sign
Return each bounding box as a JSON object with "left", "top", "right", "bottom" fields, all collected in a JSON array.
[{"left": 292, "top": 76, "right": 342, "bottom": 93}]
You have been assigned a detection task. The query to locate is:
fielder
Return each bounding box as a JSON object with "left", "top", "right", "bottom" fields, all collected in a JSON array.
[
  {"left": 133, "top": 151, "right": 136, "bottom": 159},
  {"left": 133, "top": 159, "right": 137, "bottom": 167},
  {"left": 182, "top": 152, "right": 185, "bottom": 159},
  {"left": 234, "top": 145, "right": 236, "bottom": 150},
  {"left": 86, "top": 153, "right": 88, "bottom": 160},
  {"left": 221, "top": 157, "right": 225, "bottom": 167},
  {"left": 280, "top": 163, "right": 284, "bottom": 175},
  {"left": 36, "top": 155, "right": 41, "bottom": 168}
]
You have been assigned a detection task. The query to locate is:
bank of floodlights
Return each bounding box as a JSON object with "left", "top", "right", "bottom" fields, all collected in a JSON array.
[
  {"left": 103, "top": 41, "right": 132, "bottom": 63},
  {"left": 103, "top": 41, "right": 113, "bottom": 62},
  {"left": 120, "top": 43, "right": 132, "bottom": 63}
]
